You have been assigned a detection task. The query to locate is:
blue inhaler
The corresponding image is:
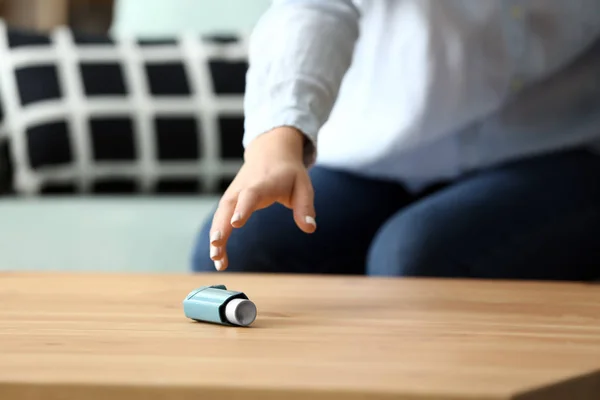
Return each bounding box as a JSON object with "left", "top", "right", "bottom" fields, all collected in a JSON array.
[{"left": 183, "top": 285, "right": 257, "bottom": 327}]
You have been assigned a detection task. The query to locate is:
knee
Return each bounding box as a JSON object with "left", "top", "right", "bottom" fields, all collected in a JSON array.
[{"left": 366, "top": 211, "right": 468, "bottom": 278}]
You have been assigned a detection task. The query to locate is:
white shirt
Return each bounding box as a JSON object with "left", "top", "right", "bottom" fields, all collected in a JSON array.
[{"left": 243, "top": 0, "right": 600, "bottom": 192}]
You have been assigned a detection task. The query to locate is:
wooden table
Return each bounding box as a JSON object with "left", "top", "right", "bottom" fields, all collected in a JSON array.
[{"left": 0, "top": 272, "right": 599, "bottom": 400}]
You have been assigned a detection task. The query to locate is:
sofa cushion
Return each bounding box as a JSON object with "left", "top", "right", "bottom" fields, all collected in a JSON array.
[{"left": 0, "top": 21, "right": 247, "bottom": 195}]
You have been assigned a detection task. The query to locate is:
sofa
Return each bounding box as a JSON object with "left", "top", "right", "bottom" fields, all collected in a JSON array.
[{"left": 0, "top": 21, "right": 247, "bottom": 272}]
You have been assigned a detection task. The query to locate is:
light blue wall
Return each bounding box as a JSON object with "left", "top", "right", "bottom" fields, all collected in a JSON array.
[{"left": 110, "top": 0, "right": 272, "bottom": 38}]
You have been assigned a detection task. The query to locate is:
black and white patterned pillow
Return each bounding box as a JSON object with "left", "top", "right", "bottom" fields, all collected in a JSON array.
[{"left": 0, "top": 20, "right": 248, "bottom": 195}]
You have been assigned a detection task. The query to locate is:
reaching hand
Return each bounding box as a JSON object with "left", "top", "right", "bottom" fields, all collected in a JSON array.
[{"left": 208, "top": 127, "right": 316, "bottom": 271}]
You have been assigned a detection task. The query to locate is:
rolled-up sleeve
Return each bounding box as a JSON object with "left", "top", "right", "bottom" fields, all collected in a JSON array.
[{"left": 243, "top": 0, "right": 360, "bottom": 166}]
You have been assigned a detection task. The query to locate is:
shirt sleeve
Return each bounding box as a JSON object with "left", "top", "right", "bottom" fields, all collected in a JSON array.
[{"left": 242, "top": 0, "right": 361, "bottom": 166}]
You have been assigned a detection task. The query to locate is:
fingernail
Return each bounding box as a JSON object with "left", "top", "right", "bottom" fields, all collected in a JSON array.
[
  {"left": 210, "top": 245, "right": 220, "bottom": 259},
  {"left": 230, "top": 212, "right": 242, "bottom": 225},
  {"left": 305, "top": 215, "right": 317, "bottom": 227},
  {"left": 214, "top": 260, "right": 224, "bottom": 271},
  {"left": 210, "top": 231, "right": 222, "bottom": 243}
]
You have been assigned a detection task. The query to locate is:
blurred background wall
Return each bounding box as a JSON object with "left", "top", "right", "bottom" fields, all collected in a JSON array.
[
  {"left": 0, "top": 0, "right": 270, "bottom": 36},
  {"left": 111, "top": 0, "right": 271, "bottom": 37}
]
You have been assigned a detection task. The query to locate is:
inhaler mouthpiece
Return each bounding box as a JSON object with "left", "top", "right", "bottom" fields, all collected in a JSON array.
[{"left": 225, "top": 298, "right": 257, "bottom": 326}]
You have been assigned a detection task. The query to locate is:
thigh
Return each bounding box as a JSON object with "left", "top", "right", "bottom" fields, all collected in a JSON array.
[
  {"left": 192, "top": 165, "right": 410, "bottom": 274},
  {"left": 367, "top": 149, "right": 600, "bottom": 281}
]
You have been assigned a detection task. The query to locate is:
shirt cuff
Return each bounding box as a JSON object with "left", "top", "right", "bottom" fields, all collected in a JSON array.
[
  {"left": 243, "top": 110, "right": 318, "bottom": 168},
  {"left": 243, "top": 77, "right": 332, "bottom": 167}
]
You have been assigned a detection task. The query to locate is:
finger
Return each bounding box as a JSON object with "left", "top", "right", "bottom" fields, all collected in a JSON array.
[
  {"left": 230, "top": 187, "right": 263, "bottom": 228},
  {"left": 210, "top": 243, "right": 223, "bottom": 261},
  {"left": 291, "top": 173, "right": 316, "bottom": 233},
  {"left": 214, "top": 251, "right": 229, "bottom": 271},
  {"left": 209, "top": 193, "right": 237, "bottom": 247}
]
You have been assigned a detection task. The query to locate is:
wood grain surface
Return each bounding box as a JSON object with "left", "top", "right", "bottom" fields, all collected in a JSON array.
[{"left": 0, "top": 272, "right": 599, "bottom": 400}]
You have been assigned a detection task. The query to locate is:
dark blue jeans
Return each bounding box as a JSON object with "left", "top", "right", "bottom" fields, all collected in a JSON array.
[{"left": 192, "top": 149, "right": 600, "bottom": 280}]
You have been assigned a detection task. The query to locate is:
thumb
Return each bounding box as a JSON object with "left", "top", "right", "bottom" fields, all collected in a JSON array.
[{"left": 291, "top": 172, "right": 317, "bottom": 233}]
